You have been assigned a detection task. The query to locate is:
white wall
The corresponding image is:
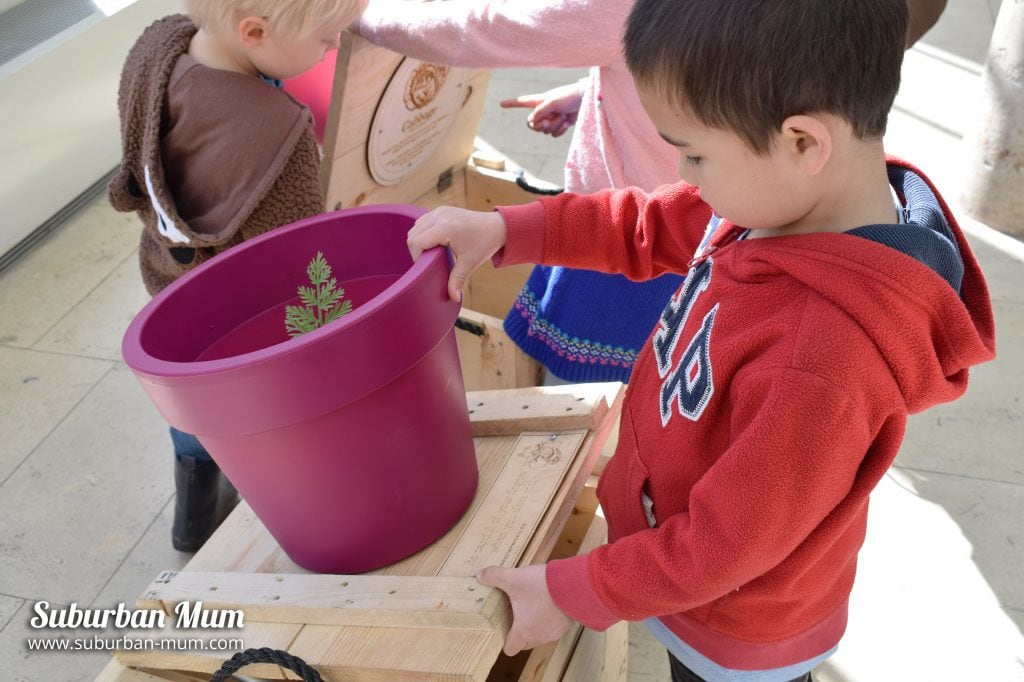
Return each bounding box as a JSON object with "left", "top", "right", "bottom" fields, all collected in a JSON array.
[
  {"left": 0, "top": 0, "right": 183, "bottom": 258},
  {"left": 0, "top": 0, "right": 26, "bottom": 14}
]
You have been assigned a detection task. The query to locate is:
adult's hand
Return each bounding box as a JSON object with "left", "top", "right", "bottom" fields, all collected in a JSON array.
[{"left": 501, "top": 81, "right": 585, "bottom": 138}]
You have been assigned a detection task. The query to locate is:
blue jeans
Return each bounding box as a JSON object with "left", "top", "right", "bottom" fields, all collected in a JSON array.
[{"left": 169, "top": 427, "right": 212, "bottom": 463}]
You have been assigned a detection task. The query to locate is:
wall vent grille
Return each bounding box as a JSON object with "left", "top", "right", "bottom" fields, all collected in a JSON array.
[{"left": 0, "top": 0, "right": 97, "bottom": 68}]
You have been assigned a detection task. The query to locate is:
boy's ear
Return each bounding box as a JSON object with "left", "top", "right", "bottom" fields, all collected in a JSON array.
[
  {"left": 779, "top": 114, "right": 832, "bottom": 176},
  {"left": 238, "top": 16, "right": 268, "bottom": 48}
]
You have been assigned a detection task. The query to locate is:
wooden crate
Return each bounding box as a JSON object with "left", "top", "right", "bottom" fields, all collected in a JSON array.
[
  {"left": 97, "top": 384, "right": 625, "bottom": 681},
  {"left": 456, "top": 308, "right": 544, "bottom": 392}
]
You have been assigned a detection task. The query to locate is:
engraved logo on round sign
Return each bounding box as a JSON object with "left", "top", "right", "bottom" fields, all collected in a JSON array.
[
  {"left": 367, "top": 59, "right": 468, "bottom": 186},
  {"left": 404, "top": 64, "right": 449, "bottom": 110}
]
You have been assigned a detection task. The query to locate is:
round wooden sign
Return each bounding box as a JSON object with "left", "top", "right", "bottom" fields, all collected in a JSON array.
[{"left": 367, "top": 59, "right": 468, "bottom": 186}]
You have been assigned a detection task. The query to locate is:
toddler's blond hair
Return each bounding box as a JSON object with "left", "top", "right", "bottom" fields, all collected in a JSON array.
[{"left": 186, "top": 0, "right": 362, "bottom": 38}]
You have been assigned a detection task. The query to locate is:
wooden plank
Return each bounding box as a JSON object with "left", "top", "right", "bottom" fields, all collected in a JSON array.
[
  {"left": 467, "top": 385, "right": 620, "bottom": 567},
  {"left": 548, "top": 479, "right": 599, "bottom": 562},
  {"left": 440, "top": 431, "right": 586, "bottom": 575},
  {"left": 554, "top": 518, "right": 615, "bottom": 682},
  {"left": 286, "top": 483, "right": 613, "bottom": 682},
  {"left": 95, "top": 660, "right": 170, "bottom": 681},
  {"left": 318, "top": 30, "right": 359, "bottom": 189},
  {"left": 138, "top": 572, "right": 505, "bottom": 631},
  {"left": 462, "top": 260, "right": 534, "bottom": 321},
  {"left": 593, "top": 413, "right": 621, "bottom": 477},
  {"left": 465, "top": 161, "right": 544, "bottom": 212},
  {"left": 517, "top": 430, "right": 601, "bottom": 568},
  {"left": 467, "top": 387, "right": 611, "bottom": 437},
  {"left": 447, "top": 387, "right": 620, "bottom": 583},
  {"left": 560, "top": 628, "right": 605, "bottom": 682},
  {"left": 485, "top": 626, "right": 582, "bottom": 682},
  {"left": 457, "top": 307, "right": 542, "bottom": 391},
  {"left": 471, "top": 386, "right": 620, "bottom": 570},
  {"left": 599, "top": 621, "right": 629, "bottom": 682},
  {"left": 115, "top": 620, "right": 299, "bottom": 679},
  {"left": 287, "top": 625, "right": 500, "bottom": 682},
  {"left": 135, "top": 672, "right": 216, "bottom": 682}
]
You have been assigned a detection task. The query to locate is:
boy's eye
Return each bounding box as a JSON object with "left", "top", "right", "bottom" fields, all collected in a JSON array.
[{"left": 684, "top": 155, "right": 702, "bottom": 167}]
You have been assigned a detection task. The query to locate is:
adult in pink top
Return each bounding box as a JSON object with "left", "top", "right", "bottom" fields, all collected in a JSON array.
[{"left": 360, "top": 0, "right": 679, "bottom": 195}]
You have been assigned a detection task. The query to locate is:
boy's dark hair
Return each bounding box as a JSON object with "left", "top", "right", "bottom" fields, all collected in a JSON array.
[{"left": 624, "top": 0, "right": 908, "bottom": 154}]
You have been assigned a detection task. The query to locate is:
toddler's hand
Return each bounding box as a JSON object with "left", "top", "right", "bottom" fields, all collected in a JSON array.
[
  {"left": 501, "top": 81, "right": 584, "bottom": 138},
  {"left": 407, "top": 206, "right": 507, "bottom": 302},
  {"left": 477, "top": 564, "right": 573, "bottom": 656}
]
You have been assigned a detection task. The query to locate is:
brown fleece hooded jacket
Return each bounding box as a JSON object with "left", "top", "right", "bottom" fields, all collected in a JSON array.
[{"left": 108, "top": 15, "right": 324, "bottom": 295}]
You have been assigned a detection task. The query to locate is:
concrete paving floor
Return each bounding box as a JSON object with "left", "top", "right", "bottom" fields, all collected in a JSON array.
[{"left": 1, "top": 0, "right": 1022, "bottom": 680}]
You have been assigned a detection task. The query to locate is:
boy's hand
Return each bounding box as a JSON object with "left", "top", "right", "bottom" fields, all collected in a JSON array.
[
  {"left": 477, "top": 564, "right": 573, "bottom": 656},
  {"left": 501, "top": 81, "right": 583, "bottom": 138},
  {"left": 407, "top": 206, "right": 507, "bottom": 302}
]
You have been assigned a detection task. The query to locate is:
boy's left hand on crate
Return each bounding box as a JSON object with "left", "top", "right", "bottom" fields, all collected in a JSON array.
[{"left": 477, "top": 564, "right": 572, "bottom": 655}]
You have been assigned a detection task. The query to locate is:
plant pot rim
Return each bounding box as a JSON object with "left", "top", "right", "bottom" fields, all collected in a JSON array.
[{"left": 122, "top": 204, "right": 442, "bottom": 379}]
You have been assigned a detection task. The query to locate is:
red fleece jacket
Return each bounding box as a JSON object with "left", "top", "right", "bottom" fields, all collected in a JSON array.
[{"left": 494, "top": 160, "right": 995, "bottom": 670}]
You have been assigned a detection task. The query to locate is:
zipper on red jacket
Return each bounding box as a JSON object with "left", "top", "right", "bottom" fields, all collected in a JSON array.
[
  {"left": 687, "top": 245, "right": 717, "bottom": 269},
  {"left": 687, "top": 225, "right": 745, "bottom": 269}
]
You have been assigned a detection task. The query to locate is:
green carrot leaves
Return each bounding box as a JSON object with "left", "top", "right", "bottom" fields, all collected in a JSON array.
[{"left": 285, "top": 251, "right": 353, "bottom": 337}]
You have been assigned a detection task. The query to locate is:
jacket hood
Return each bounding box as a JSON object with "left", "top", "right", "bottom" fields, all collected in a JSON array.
[
  {"left": 109, "top": 15, "right": 316, "bottom": 250},
  {"left": 108, "top": 15, "right": 195, "bottom": 221},
  {"left": 727, "top": 158, "right": 995, "bottom": 413}
]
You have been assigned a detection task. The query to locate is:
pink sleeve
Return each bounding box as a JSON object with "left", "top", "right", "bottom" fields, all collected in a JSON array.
[{"left": 359, "top": 0, "right": 629, "bottom": 68}]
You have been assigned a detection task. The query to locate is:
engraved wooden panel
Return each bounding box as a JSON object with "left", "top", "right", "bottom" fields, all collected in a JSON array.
[{"left": 319, "top": 33, "right": 491, "bottom": 211}]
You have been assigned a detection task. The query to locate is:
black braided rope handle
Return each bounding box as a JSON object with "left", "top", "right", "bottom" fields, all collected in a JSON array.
[
  {"left": 513, "top": 169, "right": 564, "bottom": 196},
  {"left": 210, "top": 647, "right": 323, "bottom": 682}
]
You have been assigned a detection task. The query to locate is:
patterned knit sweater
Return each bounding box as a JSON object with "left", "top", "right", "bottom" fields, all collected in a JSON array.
[{"left": 108, "top": 15, "right": 323, "bottom": 295}]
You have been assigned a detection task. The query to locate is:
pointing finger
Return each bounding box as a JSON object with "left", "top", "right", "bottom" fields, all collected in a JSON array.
[{"left": 500, "top": 95, "right": 543, "bottom": 109}]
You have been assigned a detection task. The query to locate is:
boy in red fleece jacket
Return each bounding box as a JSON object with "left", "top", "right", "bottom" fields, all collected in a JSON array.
[{"left": 408, "top": 0, "right": 995, "bottom": 680}]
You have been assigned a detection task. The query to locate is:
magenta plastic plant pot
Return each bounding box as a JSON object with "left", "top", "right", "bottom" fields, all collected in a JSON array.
[{"left": 121, "top": 205, "right": 477, "bottom": 573}]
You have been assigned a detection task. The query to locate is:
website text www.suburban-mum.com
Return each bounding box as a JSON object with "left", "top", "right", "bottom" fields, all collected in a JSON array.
[
  {"left": 25, "top": 600, "right": 245, "bottom": 654},
  {"left": 27, "top": 635, "right": 245, "bottom": 653}
]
